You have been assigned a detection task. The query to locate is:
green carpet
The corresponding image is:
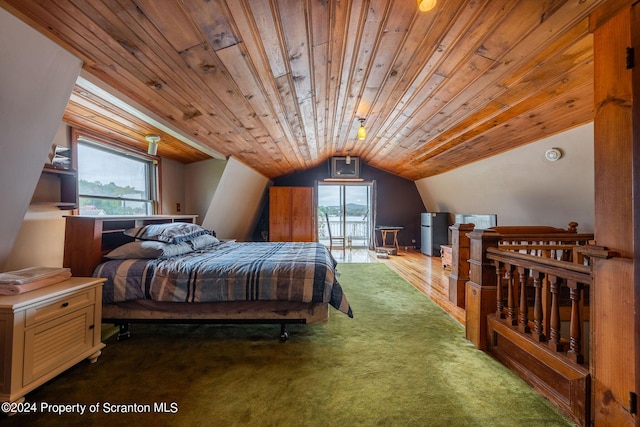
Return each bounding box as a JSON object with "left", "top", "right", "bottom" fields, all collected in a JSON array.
[{"left": 3, "top": 263, "right": 575, "bottom": 426}]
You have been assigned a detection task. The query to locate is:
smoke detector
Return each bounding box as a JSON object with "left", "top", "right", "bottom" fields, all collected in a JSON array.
[{"left": 544, "top": 148, "right": 562, "bottom": 162}]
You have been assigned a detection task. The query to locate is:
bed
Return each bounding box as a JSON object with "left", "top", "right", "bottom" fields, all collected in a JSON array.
[{"left": 63, "top": 216, "right": 352, "bottom": 340}]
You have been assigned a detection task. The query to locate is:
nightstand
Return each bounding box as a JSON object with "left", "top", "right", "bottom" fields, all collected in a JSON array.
[{"left": 0, "top": 277, "right": 106, "bottom": 406}]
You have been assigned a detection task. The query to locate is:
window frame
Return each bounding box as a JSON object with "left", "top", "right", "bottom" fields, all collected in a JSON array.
[{"left": 71, "top": 128, "right": 162, "bottom": 215}]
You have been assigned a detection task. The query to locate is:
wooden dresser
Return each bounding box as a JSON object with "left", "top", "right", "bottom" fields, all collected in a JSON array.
[{"left": 0, "top": 278, "right": 105, "bottom": 405}]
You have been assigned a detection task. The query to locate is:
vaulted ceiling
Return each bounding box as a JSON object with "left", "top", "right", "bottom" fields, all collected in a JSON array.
[{"left": 1, "top": 0, "right": 627, "bottom": 180}]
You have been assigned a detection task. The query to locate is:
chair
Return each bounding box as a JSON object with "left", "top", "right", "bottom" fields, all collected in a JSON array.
[{"left": 324, "top": 213, "right": 345, "bottom": 255}]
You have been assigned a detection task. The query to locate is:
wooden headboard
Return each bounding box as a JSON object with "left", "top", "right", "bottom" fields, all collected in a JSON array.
[{"left": 63, "top": 215, "right": 197, "bottom": 277}]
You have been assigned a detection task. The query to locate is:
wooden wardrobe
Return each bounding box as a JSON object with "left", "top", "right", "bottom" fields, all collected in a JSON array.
[{"left": 269, "top": 186, "right": 316, "bottom": 242}]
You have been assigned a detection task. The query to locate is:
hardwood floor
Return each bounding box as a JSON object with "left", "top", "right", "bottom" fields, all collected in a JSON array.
[{"left": 330, "top": 247, "right": 465, "bottom": 325}]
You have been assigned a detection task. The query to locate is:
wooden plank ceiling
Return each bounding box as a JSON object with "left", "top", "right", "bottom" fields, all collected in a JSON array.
[{"left": 1, "top": 0, "right": 623, "bottom": 180}]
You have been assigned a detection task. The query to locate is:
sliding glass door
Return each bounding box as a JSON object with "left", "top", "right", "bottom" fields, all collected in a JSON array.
[{"left": 317, "top": 183, "right": 372, "bottom": 249}]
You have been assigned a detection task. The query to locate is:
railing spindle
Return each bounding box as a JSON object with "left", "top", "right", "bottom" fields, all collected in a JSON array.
[
  {"left": 506, "top": 264, "right": 517, "bottom": 326},
  {"left": 532, "top": 271, "right": 545, "bottom": 342},
  {"left": 547, "top": 274, "right": 564, "bottom": 352},
  {"left": 518, "top": 266, "right": 530, "bottom": 333},
  {"left": 567, "top": 280, "right": 584, "bottom": 364},
  {"left": 494, "top": 261, "right": 505, "bottom": 319}
]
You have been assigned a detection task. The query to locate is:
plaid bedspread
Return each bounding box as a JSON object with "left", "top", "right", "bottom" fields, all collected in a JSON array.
[{"left": 94, "top": 241, "right": 352, "bottom": 317}]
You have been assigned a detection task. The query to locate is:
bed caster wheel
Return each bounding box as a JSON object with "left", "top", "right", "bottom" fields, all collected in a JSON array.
[
  {"left": 117, "top": 324, "right": 131, "bottom": 341},
  {"left": 117, "top": 331, "right": 131, "bottom": 341},
  {"left": 279, "top": 324, "right": 290, "bottom": 341}
]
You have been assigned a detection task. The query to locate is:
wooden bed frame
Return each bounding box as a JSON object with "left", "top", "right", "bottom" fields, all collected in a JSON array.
[{"left": 63, "top": 215, "right": 331, "bottom": 340}]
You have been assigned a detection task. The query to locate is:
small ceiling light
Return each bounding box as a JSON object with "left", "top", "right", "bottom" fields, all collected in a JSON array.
[
  {"left": 544, "top": 148, "right": 562, "bottom": 162},
  {"left": 357, "top": 119, "right": 366, "bottom": 140},
  {"left": 418, "top": 0, "right": 437, "bottom": 12},
  {"left": 346, "top": 151, "right": 351, "bottom": 165},
  {"left": 146, "top": 134, "right": 161, "bottom": 156}
]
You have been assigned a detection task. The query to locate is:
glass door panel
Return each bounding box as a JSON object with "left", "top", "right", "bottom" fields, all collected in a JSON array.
[
  {"left": 318, "top": 183, "right": 371, "bottom": 249},
  {"left": 344, "top": 185, "right": 370, "bottom": 248},
  {"left": 318, "top": 185, "right": 342, "bottom": 248}
]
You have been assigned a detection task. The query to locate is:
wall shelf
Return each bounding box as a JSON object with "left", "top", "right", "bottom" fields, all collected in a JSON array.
[{"left": 31, "top": 164, "right": 78, "bottom": 209}]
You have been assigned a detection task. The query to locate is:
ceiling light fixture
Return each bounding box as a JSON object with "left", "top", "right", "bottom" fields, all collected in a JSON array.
[
  {"left": 357, "top": 119, "right": 366, "bottom": 140},
  {"left": 145, "top": 134, "right": 161, "bottom": 156},
  {"left": 418, "top": 0, "right": 437, "bottom": 12},
  {"left": 346, "top": 151, "right": 351, "bottom": 165}
]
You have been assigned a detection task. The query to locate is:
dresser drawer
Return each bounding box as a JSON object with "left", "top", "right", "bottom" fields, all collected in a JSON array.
[
  {"left": 24, "top": 288, "right": 96, "bottom": 327},
  {"left": 23, "top": 306, "right": 95, "bottom": 385}
]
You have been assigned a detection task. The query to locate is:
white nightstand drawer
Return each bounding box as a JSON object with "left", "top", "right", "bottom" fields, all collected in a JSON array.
[{"left": 24, "top": 287, "right": 96, "bottom": 327}]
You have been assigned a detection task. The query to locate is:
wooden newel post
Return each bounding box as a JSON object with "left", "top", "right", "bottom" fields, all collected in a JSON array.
[
  {"left": 465, "top": 229, "right": 501, "bottom": 350},
  {"left": 448, "top": 223, "right": 475, "bottom": 308}
]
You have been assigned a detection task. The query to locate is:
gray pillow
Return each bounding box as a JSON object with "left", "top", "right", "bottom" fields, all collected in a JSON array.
[
  {"left": 105, "top": 240, "right": 195, "bottom": 259},
  {"left": 189, "top": 234, "right": 220, "bottom": 249},
  {"left": 124, "top": 222, "right": 212, "bottom": 244}
]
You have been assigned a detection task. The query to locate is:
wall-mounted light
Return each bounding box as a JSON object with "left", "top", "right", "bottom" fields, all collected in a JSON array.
[
  {"left": 544, "top": 148, "right": 562, "bottom": 162},
  {"left": 357, "top": 119, "right": 366, "bottom": 140},
  {"left": 146, "top": 135, "right": 160, "bottom": 155},
  {"left": 418, "top": 0, "right": 437, "bottom": 12}
]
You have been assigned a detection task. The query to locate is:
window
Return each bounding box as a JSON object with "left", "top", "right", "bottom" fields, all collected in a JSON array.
[{"left": 75, "top": 133, "right": 158, "bottom": 216}]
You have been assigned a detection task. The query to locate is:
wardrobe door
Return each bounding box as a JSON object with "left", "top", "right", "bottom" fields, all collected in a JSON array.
[
  {"left": 290, "top": 187, "right": 314, "bottom": 242},
  {"left": 269, "top": 187, "right": 315, "bottom": 242},
  {"left": 269, "top": 187, "right": 293, "bottom": 241}
]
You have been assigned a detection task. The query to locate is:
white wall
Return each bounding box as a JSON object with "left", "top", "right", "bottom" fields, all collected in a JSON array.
[
  {"left": 5, "top": 124, "right": 73, "bottom": 270},
  {"left": 0, "top": 9, "right": 82, "bottom": 270},
  {"left": 185, "top": 158, "right": 227, "bottom": 224},
  {"left": 415, "top": 123, "right": 595, "bottom": 232},
  {"left": 201, "top": 157, "right": 270, "bottom": 241},
  {"left": 160, "top": 158, "right": 186, "bottom": 215}
]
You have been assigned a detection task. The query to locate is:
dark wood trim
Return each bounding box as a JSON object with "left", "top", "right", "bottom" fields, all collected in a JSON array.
[
  {"left": 632, "top": 3, "right": 640, "bottom": 425},
  {"left": 593, "top": 5, "right": 636, "bottom": 425},
  {"left": 488, "top": 316, "right": 590, "bottom": 426}
]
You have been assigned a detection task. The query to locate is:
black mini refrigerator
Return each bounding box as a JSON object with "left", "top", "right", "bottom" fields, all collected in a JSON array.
[{"left": 420, "top": 212, "right": 450, "bottom": 256}]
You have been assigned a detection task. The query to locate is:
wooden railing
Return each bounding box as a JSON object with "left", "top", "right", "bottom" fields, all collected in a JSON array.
[
  {"left": 461, "top": 225, "right": 594, "bottom": 351},
  {"left": 486, "top": 247, "right": 591, "bottom": 364},
  {"left": 461, "top": 226, "right": 599, "bottom": 427},
  {"left": 447, "top": 222, "right": 593, "bottom": 311}
]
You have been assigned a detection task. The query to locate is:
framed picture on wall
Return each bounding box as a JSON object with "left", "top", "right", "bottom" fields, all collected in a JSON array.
[{"left": 330, "top": 156, "right": 360, "bottom": 179}]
